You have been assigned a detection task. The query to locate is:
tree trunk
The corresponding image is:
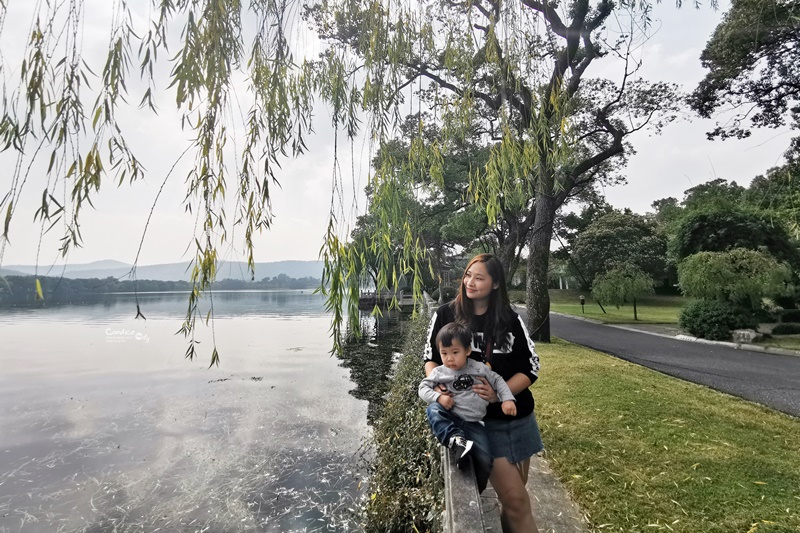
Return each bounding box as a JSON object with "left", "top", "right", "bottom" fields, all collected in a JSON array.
[
  {"left": 497, "top": 210, "right": 535, "bottom": 285},
  {"left": 496, "top": 240, "right": 518, "bottom": 282},
  {"left": 633, "top": 297, "right": 638, "bottom": 321},
  {"left": 526, "top": 193, "right": 557, "bottom": 342},
  {"left": 435, "top": 241, "right": 446, "bottom": 304},
  {"left": 508, "top": 253, "right": 522, "bottom": 287}
]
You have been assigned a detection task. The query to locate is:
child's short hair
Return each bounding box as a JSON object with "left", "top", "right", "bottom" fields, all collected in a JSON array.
[{"left": 436, "top": 322, "right": 473, "bottom": 350}]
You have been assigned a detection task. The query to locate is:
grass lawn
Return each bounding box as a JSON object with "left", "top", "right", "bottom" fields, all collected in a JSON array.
[
  {"left": 508, "top": 289, "right": 687, "bottom": 324},
  {"left": 755, "top": 336, "right": 800, "bottom": 352},
  {"left": 534, "top": 338, "right": 800, "bottom": 532}
]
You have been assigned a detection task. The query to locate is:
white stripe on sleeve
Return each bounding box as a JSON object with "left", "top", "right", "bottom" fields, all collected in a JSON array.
[
  {"left": 422, "top": 310, "right": 439, "bottom": 362},
  {"left": 517, "top": 315, "right": 541, "bottom": 377}
]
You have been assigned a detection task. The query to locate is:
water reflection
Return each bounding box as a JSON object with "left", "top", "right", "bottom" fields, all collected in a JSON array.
[
  {"left": 0, "top": 290, "right": 327, "bottom": 324},
  {"left": 338, "top": 309, "right": 411, "bottom": 422},
  {"left": 0, "top": 292, "right": 373, "bottom": 532}
]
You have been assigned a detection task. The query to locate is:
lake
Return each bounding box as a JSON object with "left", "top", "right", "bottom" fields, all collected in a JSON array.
[{"left": 0, "top": 291, "right": 404, "bottom": 532}]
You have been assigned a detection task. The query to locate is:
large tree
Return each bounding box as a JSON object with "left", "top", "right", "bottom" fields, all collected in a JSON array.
[
  {"left": 744, "top": 160, "right": 800, "bottom": 237},
  {"left": 553, "top": 197, "right": 613, "bottom": 260},
  {"left": 367, "top": 115, "right": 537, "bottom": 285},
  {"left": 678, "top": 248, "right": 791, "bottom": 308},
  {"left": 571, "top": 210, "right": 667, "bottom": 289},
  {"left": 591, "top": 263, "right": 654, "bottom": 320},
  {"left": 681, "top": 178, "right": 746, "bottom": 212},
  {"left": 309, "top": 0, "right": 679, "bottom": 341},
  {"left": 690, "top": 0, "right": 800, "bottom": 157},
  {"left": 670, "top": 209, "right": 800, "bottom": 266},
  {"left": 350, "top": 118, "right": 490, "bottom": 298}
]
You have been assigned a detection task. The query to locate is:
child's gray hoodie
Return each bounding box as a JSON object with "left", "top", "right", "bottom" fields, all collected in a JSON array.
[{"left": 419, "top": 359, "right": 515, "bottom": 422}]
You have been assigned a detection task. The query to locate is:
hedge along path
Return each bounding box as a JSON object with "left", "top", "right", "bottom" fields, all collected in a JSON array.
[{"left": 534, "top": 338, "right": 800, "bottom": 533}]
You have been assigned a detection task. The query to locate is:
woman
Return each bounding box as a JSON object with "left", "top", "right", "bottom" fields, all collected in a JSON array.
[{"left": 423, "top": 254, "right": 542, "bottom": 533}]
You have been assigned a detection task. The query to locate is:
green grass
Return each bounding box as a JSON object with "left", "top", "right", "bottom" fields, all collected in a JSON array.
[
  {"left": 508, "top": 289, "right": 687, "bottom": 324},
  {"left": 534, "top": 339, "right": 800, "bottom": 533},
  {"left": 755, "top": 336, "right": 800, "bottom": 351}
]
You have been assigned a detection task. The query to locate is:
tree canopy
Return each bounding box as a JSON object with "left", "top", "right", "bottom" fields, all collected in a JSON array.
[
  {"left": 681, "top": 178, "right": 746, "bottom": 212},
  {"left": 678, "top": 248, "right": 791, "bottom": 307},
  {"left": 571, "top": 210, "right": 667, "bottom": 288},
  {"left": 553, "top": 198, "right": 613, "bottom": 260},
  {"left": 0, "top": 0, "right": 325, "bottom": 364},
  {"left": 591, "top": 263, "right": 654, "bottom": 319},
  {"left": 309, "top": 0, "right": 680, "bottom": 341},
  {"left": 744, "top": 160, "right": 800, "bottom": 237},
  {"left": 669, "top": 209, "right": 799, "bottom": 265},
  {"left": 690, "top": 0, "right": 800, "bottom": 157}
]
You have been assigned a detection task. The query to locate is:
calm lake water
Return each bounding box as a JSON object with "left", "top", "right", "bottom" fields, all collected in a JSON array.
[{"left": 0, "top": 291, "right": 405, "bottom": 532}]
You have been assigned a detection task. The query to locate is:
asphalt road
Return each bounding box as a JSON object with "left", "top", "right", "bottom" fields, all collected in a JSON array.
[{"left": 537, "top": 312, "right": 800, "bottom": 418}]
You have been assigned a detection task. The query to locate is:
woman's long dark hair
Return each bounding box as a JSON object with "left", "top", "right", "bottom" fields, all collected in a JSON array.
[{"left": 452, "top": 254, "right": 514, "bottom": 349}]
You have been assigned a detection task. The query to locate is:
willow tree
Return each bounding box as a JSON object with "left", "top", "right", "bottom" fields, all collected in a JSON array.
[
  {"left": 356, "top": 114, "right": 540, "bottom": 294},
  {"left": 0, "top": 0, "right": 322, "bottom": 364},
  {"left": 0, "top": 0, "right": 679, "bottom": 362},
  {"left": 308, "top": 0, "right": 680, "bottom": 341}
]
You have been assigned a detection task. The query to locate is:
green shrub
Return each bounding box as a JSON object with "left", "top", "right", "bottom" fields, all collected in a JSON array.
[
  {"left": 677, "top": 248, "right": 791, "bottom": 307},
  {"left": 771, "top": 323, "right": 800, "bottom": 335},
  {"left": 678, "top": 300, "right": 756, "bottom": 341},
  {"left": 363, "top": 313, "right": 443, "bottom": 532},
  {"left": 781, "top": 309, "right": 800, "bottom": 323},
  {"left": 774, "top": 295, "right": 798, "bottom": 309}
]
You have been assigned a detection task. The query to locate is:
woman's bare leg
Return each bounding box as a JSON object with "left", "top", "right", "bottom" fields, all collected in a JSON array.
[{"left": 490, "top": 457, "right": 539, "bottom": 533}]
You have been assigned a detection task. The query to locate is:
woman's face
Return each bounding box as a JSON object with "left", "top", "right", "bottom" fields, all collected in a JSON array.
[{"left": 463, "top": 261, "right": 498, "bottom": 303}]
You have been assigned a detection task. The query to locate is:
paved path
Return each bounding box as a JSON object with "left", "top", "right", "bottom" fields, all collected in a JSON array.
[{"left": 546, "top": 312, "right": 800, "bottom": 418}]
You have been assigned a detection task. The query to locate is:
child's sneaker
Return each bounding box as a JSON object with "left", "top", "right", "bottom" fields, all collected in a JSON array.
[{"left": 448, "top": 435, "right": 473, "bottom": 470}]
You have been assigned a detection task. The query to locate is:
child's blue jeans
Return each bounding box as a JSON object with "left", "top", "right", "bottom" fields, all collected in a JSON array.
[{"left": 425, "top": 402, "right": 493, "bottom": 492}]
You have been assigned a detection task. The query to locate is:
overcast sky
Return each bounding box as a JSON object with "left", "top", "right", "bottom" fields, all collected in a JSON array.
[{"left": 0, "top": 1, "right": 792, "bottom": 268}]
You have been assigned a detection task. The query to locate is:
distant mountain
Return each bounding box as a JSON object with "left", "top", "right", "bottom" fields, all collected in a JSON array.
[
  {"left": 2, "top": 259, "right": 130, "bottom": 277},
  {"left": 1, "top": 260, "right": 324, "bottom": 282}
]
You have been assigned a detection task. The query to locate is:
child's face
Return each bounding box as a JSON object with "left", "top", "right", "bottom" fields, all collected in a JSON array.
[{"left": 439, "top": 339, "right": 470, "bottom": 371}]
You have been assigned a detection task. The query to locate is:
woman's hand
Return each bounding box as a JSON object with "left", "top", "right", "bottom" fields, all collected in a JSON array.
[{"left": 472, "top": 376, "right": 498, "bottom": 402}]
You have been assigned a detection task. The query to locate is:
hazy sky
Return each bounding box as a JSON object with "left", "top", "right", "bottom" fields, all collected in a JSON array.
[{"left": 0, "top": 1, "right": 792, "bottom": 268}]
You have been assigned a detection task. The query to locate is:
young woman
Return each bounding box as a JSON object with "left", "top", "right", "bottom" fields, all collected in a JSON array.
[{"left": 423, "top": 253, "right": 542, "bottom": 533}]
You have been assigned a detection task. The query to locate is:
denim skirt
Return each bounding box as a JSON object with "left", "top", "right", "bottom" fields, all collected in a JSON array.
[{"left": 484, "top": 413, "right": 544, "bottom": 464}]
